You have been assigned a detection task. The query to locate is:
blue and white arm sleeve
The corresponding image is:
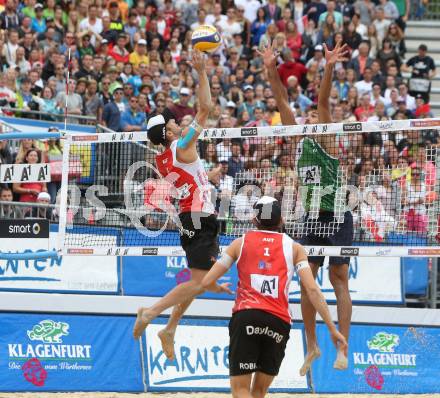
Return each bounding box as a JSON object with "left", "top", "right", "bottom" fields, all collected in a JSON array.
[{"left": 177, "top": 119, "right": 202, "bottom": 149}]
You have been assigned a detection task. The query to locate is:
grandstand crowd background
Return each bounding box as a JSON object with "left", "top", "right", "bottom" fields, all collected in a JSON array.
[{"left": 0, "top": 0, "right": 438, "bottom": 241}]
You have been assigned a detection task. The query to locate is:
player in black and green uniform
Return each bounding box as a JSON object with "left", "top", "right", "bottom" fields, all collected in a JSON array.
[{"left": 262, "top": 40, "right": 352, "bottom": 374}]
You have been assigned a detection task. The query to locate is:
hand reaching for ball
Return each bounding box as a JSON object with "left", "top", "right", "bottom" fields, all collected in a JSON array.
[{"left": 189, "top": 49, "right": 206, "bottom": 73}]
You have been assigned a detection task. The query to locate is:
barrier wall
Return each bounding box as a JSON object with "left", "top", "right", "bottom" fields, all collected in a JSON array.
[{"left": 1, "top": 311, "right": 439, "bottom": 393}]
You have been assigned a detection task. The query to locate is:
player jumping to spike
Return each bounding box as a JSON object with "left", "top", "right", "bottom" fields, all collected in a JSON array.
[
  {"left": 201, "top": 196, "right": 348, "bottom": 398},
  {"left": 133, "top": 49, "right": 231, "bottom": 358},
  {"left": 261, "top": 40, "right": 353, "bottom": 373}
]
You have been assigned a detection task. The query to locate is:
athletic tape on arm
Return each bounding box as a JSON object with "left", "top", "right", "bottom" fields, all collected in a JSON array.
[
  {"left": 294, "top": 260, "right": 310, "bottom": 274},
  {"left": 177, "top": 120, "right": 202, "bottom": 149},
  {"left": 217, "top": 252, "right": 234, "bottom": 269}
]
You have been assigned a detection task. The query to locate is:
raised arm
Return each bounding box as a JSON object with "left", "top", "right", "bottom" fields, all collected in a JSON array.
[
  {"left": 293, "top": 242, "right": 348, "bottom": 353},
  {"left": 318, "top": 41, "right": 348, "bottom": 157},
  {"left": 176, "top": 50, "right": 212, "bottom": 162},
  {"left": 318, "top": 40, "right": 348, "bottom": 124},
  {"left": 259, "top": 42, "right": 296, "bottom": 126}
]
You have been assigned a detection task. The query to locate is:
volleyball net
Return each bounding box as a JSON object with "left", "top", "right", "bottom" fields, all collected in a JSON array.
[{"left": 1, "top": 118, "right": 440, "bottom": 258}]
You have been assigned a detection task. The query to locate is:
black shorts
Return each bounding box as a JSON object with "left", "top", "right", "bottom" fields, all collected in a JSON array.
[
  {"left": 229, "top": 309, "right": 290, "bottom": 377},
  {"left": 178, "top": 212, "right": 219, "bottom": 270},
  {"left": 300, "top": 211, "right": 354, "bottom": 266}
]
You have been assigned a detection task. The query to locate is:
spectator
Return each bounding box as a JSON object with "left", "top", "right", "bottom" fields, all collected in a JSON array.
[
  {"left": 3, "top": 28, "right": 20, "bottom": 67},
  {"left": 278, "top": 48, "right": 307, "bottom": 87},
  {"left": 349, "top": 41, "right": 374, "bottom": 79},
  {"left": 13, "top": 148, "right": 47, "bottom": 203},
  {"left": 228, "top": 141, "right": 245, "bottom": 178},
  {"left": 403, "top": 44, "right": 436, "bottom": 102},
  {"left": 102, "top": 86, "right": 124, "bottom": 131},
  {"left": 32, "top": 3, "right": 47, "bottom": 34},
  {"left": 55, "top": 79, "right": 83, "bottom": 122},
  {"left": 386, "top": 23, "right": 406, "bottom": 58},
  {"left": 354, "top": 67, "right": 374, "bottom": 97},
  {"left": 109, "top": 33, "right": 130, "bottom": 63},
  {"left": 120, "top": 95, "right": 146, "bottom": 131},
  {"left": 304, "top": 0, "right": 327, "bottom": 25},
  {"left": 319, "top": 0, "right": 343, "bottom": 27},
  {"left": 1, "top": 0, "right": 21, "bottom": 30},
  {"left": 0, "top": 186, "right": 17, "bottom": 217},
  {"left": 373, "top": 6, "right": 391, "bottom": 42},
  {"left": 403, "top": 166, "right": 427, "bottom": 233},
  {"left": 218, "top": 10, "right": 242, "bottom": 47},
  {"left": 168, "top": 87, "right": 195, "bottom": 123},
  {"left": 398, "top": 82, "right": 416, "bottom": 111},
  {"left": 263, "top": 0, "right": 282, "bottom": 22}
]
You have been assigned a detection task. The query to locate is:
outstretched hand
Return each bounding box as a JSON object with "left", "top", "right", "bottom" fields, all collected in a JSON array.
[
  {"left": 257, "top": 40, "right": 279, "bottom": 70},
  {"left": 189, "top": 49, "right": 206, "bottom": 73},
  {"left": 324, "top": 40, "right": 349, "bottom": 66}
]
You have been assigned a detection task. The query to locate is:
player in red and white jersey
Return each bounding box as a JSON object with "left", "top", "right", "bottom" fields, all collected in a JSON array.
[
  {"left": 202, "top": 197, "right": 347, "bottom": 398},
  {"left": 133, "top": 50, "right": 229, "bottom": 357}
]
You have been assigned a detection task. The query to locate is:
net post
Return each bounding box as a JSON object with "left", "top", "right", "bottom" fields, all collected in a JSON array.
[
  {"left": 57, "top": 135, "right": 72, "bottom": 255},
  {"left": 430, "top": 257, "right": 439, "bottom": 309}
]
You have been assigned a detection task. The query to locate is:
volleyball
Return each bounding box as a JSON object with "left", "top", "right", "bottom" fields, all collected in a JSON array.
[{"left": 191, "top": 25, "right": 221, "bottom": 52}]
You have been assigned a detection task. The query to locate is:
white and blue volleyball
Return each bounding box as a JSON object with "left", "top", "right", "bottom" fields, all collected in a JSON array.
[{"left": 191, "top": 25, "right": 221, "bottom": 52}]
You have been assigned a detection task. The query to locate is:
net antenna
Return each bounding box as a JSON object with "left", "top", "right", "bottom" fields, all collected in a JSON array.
[
  {"left": 0, "top": 131, "right": 62, "bottom": 260},
  {"left": 56, "top": 118, "right": 440, "bottom": 257}
]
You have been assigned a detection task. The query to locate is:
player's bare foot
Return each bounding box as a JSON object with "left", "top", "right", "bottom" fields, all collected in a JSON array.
[
  {"left": 133, "top": 307, "right": 153, "bottom": 339},
  {"left": 299, "top": 346, "right": 321, "bottom": 376},
  {"left": 333, "top": 349, "right": 348, "bottom": 370},
  {"left": 158, "top": 328, "right": 176, "bottom": 360}
]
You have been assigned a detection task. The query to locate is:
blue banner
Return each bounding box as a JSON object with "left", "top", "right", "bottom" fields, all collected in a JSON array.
[
  {"left": 312, "top": 324, "right": 440, "bottom": 393},
  {"left": 123, "top": 254, "right": 237, "bottom": 300},
  {"left": 403, "top": 257, "right": 429, "bottom": 295},
  {"left": 0, "top": 313, "right": 143, "bottom": 391}
]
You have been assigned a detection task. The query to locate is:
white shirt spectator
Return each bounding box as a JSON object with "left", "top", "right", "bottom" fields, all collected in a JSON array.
[
  {"left": 234, "top": 0, "right": 260, "bottom": 22},
  {"left": 3, "top": 41, "right": 18, "bottom": 66},
  {"left": 398, "top": 94, "right": 416, "bottom": 111},
  {"left": 373, "top": 18, "right": 391, "bottom": 43},
  {"left": 216, "top": 19, "right": 241, "bottom": 46},
  {"left": 355, "top": 80, "right": 373, "bottom": 97},
  {"left": 206, "top": 13, "right": 227, "bottom": 26},
  {"left": 79, "top": 18, "right": 103, "bottom": 46},
  {"left": 370, "top": 94, "right": 389, "bottom": 106}
]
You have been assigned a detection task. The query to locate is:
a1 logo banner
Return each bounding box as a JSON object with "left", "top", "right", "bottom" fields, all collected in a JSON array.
[
  {"left": 0, "top": 313, "right": 143, "bottom": 391},
  {"left": 311, "top": 324, "right": 440, "bottom": 394}
]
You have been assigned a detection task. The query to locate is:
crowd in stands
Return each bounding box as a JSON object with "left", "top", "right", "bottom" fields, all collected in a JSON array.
[{"left": 0, "top": 0, "right": 438, "bottom": 239}]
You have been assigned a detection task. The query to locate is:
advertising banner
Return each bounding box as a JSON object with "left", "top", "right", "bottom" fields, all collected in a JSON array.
[
  {"left": 123, "top": 254, "right": 237, "bottom": 301},
  {"left": 289, "top": 256, "right": 403, "bottom": 304},
  {"left": 0, "top": 227, "right": 118, "bottom": 294},
  {"left": 124, "top": 255, "right": 403, "bottom": 304},
  {"left": 144, "top": 318, "right": 309, "bottom": 392},
  {"left": 0, "top": 313, "right": 143, "bottom": 391},
  {"left": 312, "top": 324, "right": 440, "bottom": 393}
]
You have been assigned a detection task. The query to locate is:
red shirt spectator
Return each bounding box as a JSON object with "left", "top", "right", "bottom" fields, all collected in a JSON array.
[{"left": 278, "top": 57, "right": 307, "bottom": 87}]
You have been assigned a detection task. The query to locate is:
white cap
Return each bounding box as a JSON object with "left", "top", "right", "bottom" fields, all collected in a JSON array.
[
  {"left": 147, "top": 114, "right": 166, "bottom": 130},
  {"left": 226, "top": 101, "right": 236, "bottom": 108},
  {"left": 37, "top": 192, "right": 51, "bottom": 201},
  {"left": 180, "top": 87, "right": 190, "bottom": 95},
  {"left": 138, "top": 39, "right": 147, "bottom": 45},
  {"left": 243, "top": 85, "right": 253, "bottom": 91},
  {"left": 314, "top": 44, "right": 323, "bottom": 51}
]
